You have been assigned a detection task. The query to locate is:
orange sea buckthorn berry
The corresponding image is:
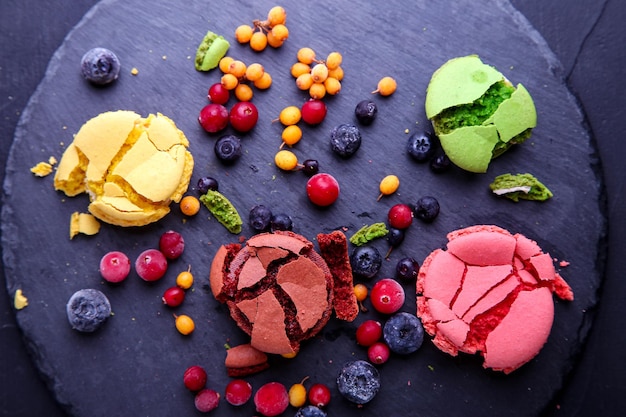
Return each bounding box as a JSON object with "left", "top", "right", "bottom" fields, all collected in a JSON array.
[
  {"left": 328, "top": 65, "right": 344, "bottom": 81},
  {"left": 274, "top": 149, "right": 299, "bottom": 171},
  {"left": 325, "top": 52, "right": 343, "bottom": 70},
  {"left": 235, "top": 24, "right": 254, "bottom": 43},
  {"left": 270, "top": 24, "right": 289, "bottom": 42},
  {"left": 309, "top": 82, "right": 326, "bottom": 100},
  {"left": 249, "top": 31, "right": 268, "bottom": 52},
  {"left": 266, "top": 30, "right": 284, "bottom": 48},
  {"left": 295, "top": 73, "right": 314, "bottom": 90},
  {"left": 310, "top": 63, "right": 329, "bottom": 83},
  {"left": 221, "top": 73, "right": 239, "bottom": 90},
  {"left": 281, "top": 125, "right": 303, "bottom": 147},
  {"left": 297, "top": 47, "right": 316, "bottom": 65},
  {"left": 175, "top": 314, "right": 195, "bottom": 335},
  {"left": 253, "top": 71, "right": 272, "bottom": 89},
  {"left": 228, "top": 60, "right": 247, "bottom": 78},
  {"left": 278, "top": 106, "right": 301, "bottom": 126},
  {"left": 267, "top": 6, "right": 287, "bottom": 27},
  {"left": 245, "top": 62, "right": 265, "bottom": 82},
  {"left": 180, "top": 195, "right": 200, "bottom": 216},
  {"left": 373, "top": 76, "right": 397, "bottom": 96},
  {"left": 290, "top": 62, "right": 311, "bottom": 78},
  {"left": 176, "top": 266, "right": 194, "bottom": 289},
  {"left": 324, "top": 77, "right": 341, "bottom": 95},
  {"left": 235, "top": 83, "right": 254, "bottom": 101},
  {"left": 219, "top": 56, "right": 234, "bottom": 73}
]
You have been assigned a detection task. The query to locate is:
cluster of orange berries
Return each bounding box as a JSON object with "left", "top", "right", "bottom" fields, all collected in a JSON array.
[
  {"left": 291, "top": 47, "right": 344, "bottom": 99},
  {"left": 217, "top": 56, "right": 272, "bottom": 101},
  {"left": 235, "top": 6, "right": 289, "bottom": 51}
]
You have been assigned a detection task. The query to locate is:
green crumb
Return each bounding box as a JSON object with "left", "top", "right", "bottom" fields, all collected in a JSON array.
[
  {"left": 349, "top": 222, "right": 389, "bottom": 246},
  {"left": 199, "top": 190, "right": 242, "bottom": 233},
  {"left": 489, "top": 173, "right": 553, "bottom": 202},
  {"left": 194, "top": 31, "right": 230, "bottom": 71}
]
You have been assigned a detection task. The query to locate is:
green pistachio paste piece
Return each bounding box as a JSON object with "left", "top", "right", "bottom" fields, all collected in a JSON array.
[
  {"left": 195, "top": 31, "right": 230, "bottom": 71},
  {"left": 489, "top": 173, "right": 553, "bottom": 202},
  {"left": 199, "top": 190, "right": 242, "bottom": 233},
  {"left": 349, "top": 222, "right": 389, "bottom": 246}
]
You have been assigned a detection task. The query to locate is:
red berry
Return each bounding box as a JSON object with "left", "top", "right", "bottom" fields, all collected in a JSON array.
[
  {"left": 99, "top": 251, "right": 130, "bottom": 283},
  {"left": 307, "top": 383, "right": 331, "bottom": 408},
  {"left": 208, "top": 82, "right": 229, "bottom": 105},
  {"left": 199, "top": 103, "right": 229, "bottom": 133},
  {"left": 183, "top": 365, "right": 207, "bottom": 391},
  {"left": 195, "top": 388, "right": 220, "bottom": 412},
  {"left": 225, "top": 379, "right": 253, "bottom": 406},
  {"left": 356, "top": 320, "right": 383, "bottom": 346},
  {"left": 135, "top": 249, "right": 168, "bottom": 281},
  {"left": 159, "top": 230, "right": 185, "bottom": 260},
  {"left": 388, "top": 204, "right": 413, "bottom": 229},
  {"left": 368, "top": 341, "right": 391, "bottom": 365},
  {"left": 162, "top": 286, "right": 185, "bottom": 307},
  {"left": 254, "top": 382, "right": 289, "bottom": 416},
  {"left": 306, "top": 173, "right": 340, "bottom": 206},
  {"left": 370, "top": 278, "right": 405, "bottom": 314},
  {"left": 301, "top": 99, "right": 327, "bottom": 125},
  {"left": 229, "top": 101, "right": 258, "bottom": 132}
]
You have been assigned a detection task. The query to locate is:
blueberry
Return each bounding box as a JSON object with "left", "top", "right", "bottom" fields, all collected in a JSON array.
[
  {"left": 413, "top": 196, "right": 440, "bottom": 222},
  {"left": 383, "top": 312, "right": 424, "bottom": 354},
  {"left": 330, "top": 123, "right": 362, "bottom": 158},
  {"left": 66, "top": 289, "right": 111, "bottom": 332},
  {"left": 301, "top": 159, "right": 320, "bottom": 177},
  {"left": 430, "top": 153, "right": 451, "bottom": 173},
  {"left": 396, "top": 257, "right": 419, "bottom": 281},
  {"left": 249, "top": 204, "right": 272, "bottom": 232},
  {"left": 294, "top": 405, "right": 327, "bottom": 417},
  {"left": 407, "top": 131, "right": 437, "bottom": 162},
  {"left": 197, "top": 176, "right": 218, "bottom": 194},
  {"left": 270, "top": 213, "right": 293, "bottom": 232},
  {"left": 80, "top": 48, "right": 120, "bottom": 85},
  {"left": 214, "top": 135, "right": 242, "bottom": 163},
  {"left": 350, "top": 245, "right": 382, "bottom": 279},
  {"left": 354, "top": 100, "right": 378, "bottom": 125},
  {"left": 336, "top": 360, "right": 381, "bottom": 404}
]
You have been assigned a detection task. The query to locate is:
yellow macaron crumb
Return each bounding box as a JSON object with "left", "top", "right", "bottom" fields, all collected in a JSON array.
[
  {"left": 69, "top": 212, "right": 101, "bottom": 238},
  {"left": 14, "top": 289, "right": 28, "bottom": 310}
]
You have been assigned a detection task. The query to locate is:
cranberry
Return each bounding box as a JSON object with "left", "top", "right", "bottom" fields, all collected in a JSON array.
[
  {"left": 183, "top": 365, "right": 207, "bottom": 391},
  {"left": 225, "top": 379, "right": 252, "bottom": 406},
  {"left": 135, "top": 249, "right": 168, "bottom": 282},
  {"left": 229, "top": 101, "right": 258, "bottom": 132},
  {"left": 387, "top": 204, "right": 413, "bottom": 229},
  {"left": 195, "top": 388, "right": 220, "bottom": 412},
  {"left": 370, "top": 278, "right": 405, "bottom": 314},
  {"left": 162, "top": 286, "right": 185, "bottom": 307},
  {"left": 301, "top": 99, "right": 327, "bottom": 125},
  {"left": 99, "top": 251, "right": 130, "bottom": 283},
  {"left": 368, "top": 342, "right": 391, "bottom": 365},
  {"left": 208, "top": 82, "right": 229, "bottom": 105},
  {"left": 306, "top": 173, "right": 340, "bottom": 206},
  {"left": 199, "top": 103, "right": 229, "bottom": 133},
  {"left": 308, "top": 383, "right": 331, "bottom": 408},
  {"left": 254, "top": 382, "right": 289, "bottom": 416},
  {"left": 159, "top": 230, "right": 185, "bottom": 260},
  {"left": 356, "top": 320, "right": 383, "bottom": 346}
]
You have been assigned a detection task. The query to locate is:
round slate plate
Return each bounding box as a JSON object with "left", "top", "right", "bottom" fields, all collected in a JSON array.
[{"left": 2, "top": 0, "right": 605, "bottom": 415}]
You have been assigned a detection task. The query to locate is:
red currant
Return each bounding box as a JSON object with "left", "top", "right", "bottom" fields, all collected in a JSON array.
[
  {"left": 199, "top": 103, "right": 229, "bottom": 133},
  {"left": 306, "top": 173, "right": 340, "bottom": 206},
  {"left": 225, "top": 379, "right": 253, "bottom": 406},
  {"left": 99, "top": 251, "right": 130, "bottom": 283},
  {"left": 159, "top": 230, "right": 185, "bottom": 260},
  {"left": 307, "top": 383, "right": 331, "bottom": 408},
  {"left": 301, "top": 99, "right": 327, "bottom": 125},
  {"left": 356, "top": 320, "right": 383, "bottom": 346},
  {"left": 254, "top": 382, "right": 289, "bottom": 416},
  {"left": 162, "top": 286, "right": 185, "bottom": 307},
  {"left": 195, "top": 388, "right": 220, "bottom": 412},
  {"left": 208, "top": 82, "right": 230, "bottom": 105},
  {"left": 388, "top": 203, "right": 413, "bottom": 229},
  {"left": 229, "top": 101, "right": 258, "bottom": 132},
  {"left": 135, "top": 249, "right": 168, "bottom": 282},
  {"left": 367, "top": 341, "right": 391, "bottom": 365},
  {"left": 370, "top": 278, "right": 405, "bottom": 314},
  {"left": 183, "top": 365, "right": 207, "bottom": 392}
]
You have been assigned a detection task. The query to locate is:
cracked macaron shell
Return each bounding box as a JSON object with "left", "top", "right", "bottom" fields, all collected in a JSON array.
[
  {"left": 425, "top": 55, "right": 537, "bottom": 173},
  {"left": 54, "top": 110, "right": 193, "bottom": 227}
]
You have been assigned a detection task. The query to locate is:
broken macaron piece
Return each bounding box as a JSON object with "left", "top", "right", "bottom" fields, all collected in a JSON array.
[
  {"left": 425, "top": 55, "right": 537, "bottom": 173},
  {"left": 416, "top": 225, "right": 573, "bottom": 373}
]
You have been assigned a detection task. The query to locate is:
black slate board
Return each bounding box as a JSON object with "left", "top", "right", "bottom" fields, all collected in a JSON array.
[{"left": 1, "top": 0, "right": 605, "bottom": 416}]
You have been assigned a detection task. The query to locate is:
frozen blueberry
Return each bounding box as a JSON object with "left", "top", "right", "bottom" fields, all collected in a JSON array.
[
  {"left": 350, "top": 245, "right": 382, "bottom": 279},
  {"left": 354, "top": 100, "right": 378, "bottom": 125},
  {"left": 336, "top": 360, "right": 381, "bottom": 404},
  {"left": 197, "top": 176, "right": 218, "bottom": 194},
  {"left": 294, "top": 405, "right": 327, "bottom": 417},
  {"left": 270, "top": 213, "right": 293, "bottom": 232},
  {"left": 214, "top": 135, "right": 242, "bottom": 163},
  {"left": 413, "top": 196, "right": 440, "bottom": 222},
  {"left": 66, "top": 289, "right": 111, "bottom": 332},
  {"left": 407, "top": 131, "right": 437, "bottom": 162},
  {"left": 249, "top": 204, "right": 272, "bottom": 232},
  {"left": 383, "top": 312, "right": 424, "bottom": 354},
  {"left": 330, "top": 123, "right": 362, "bottom": 158},
  {"left": 80, "top": 47, "right": 121, "bottom": 85}
]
